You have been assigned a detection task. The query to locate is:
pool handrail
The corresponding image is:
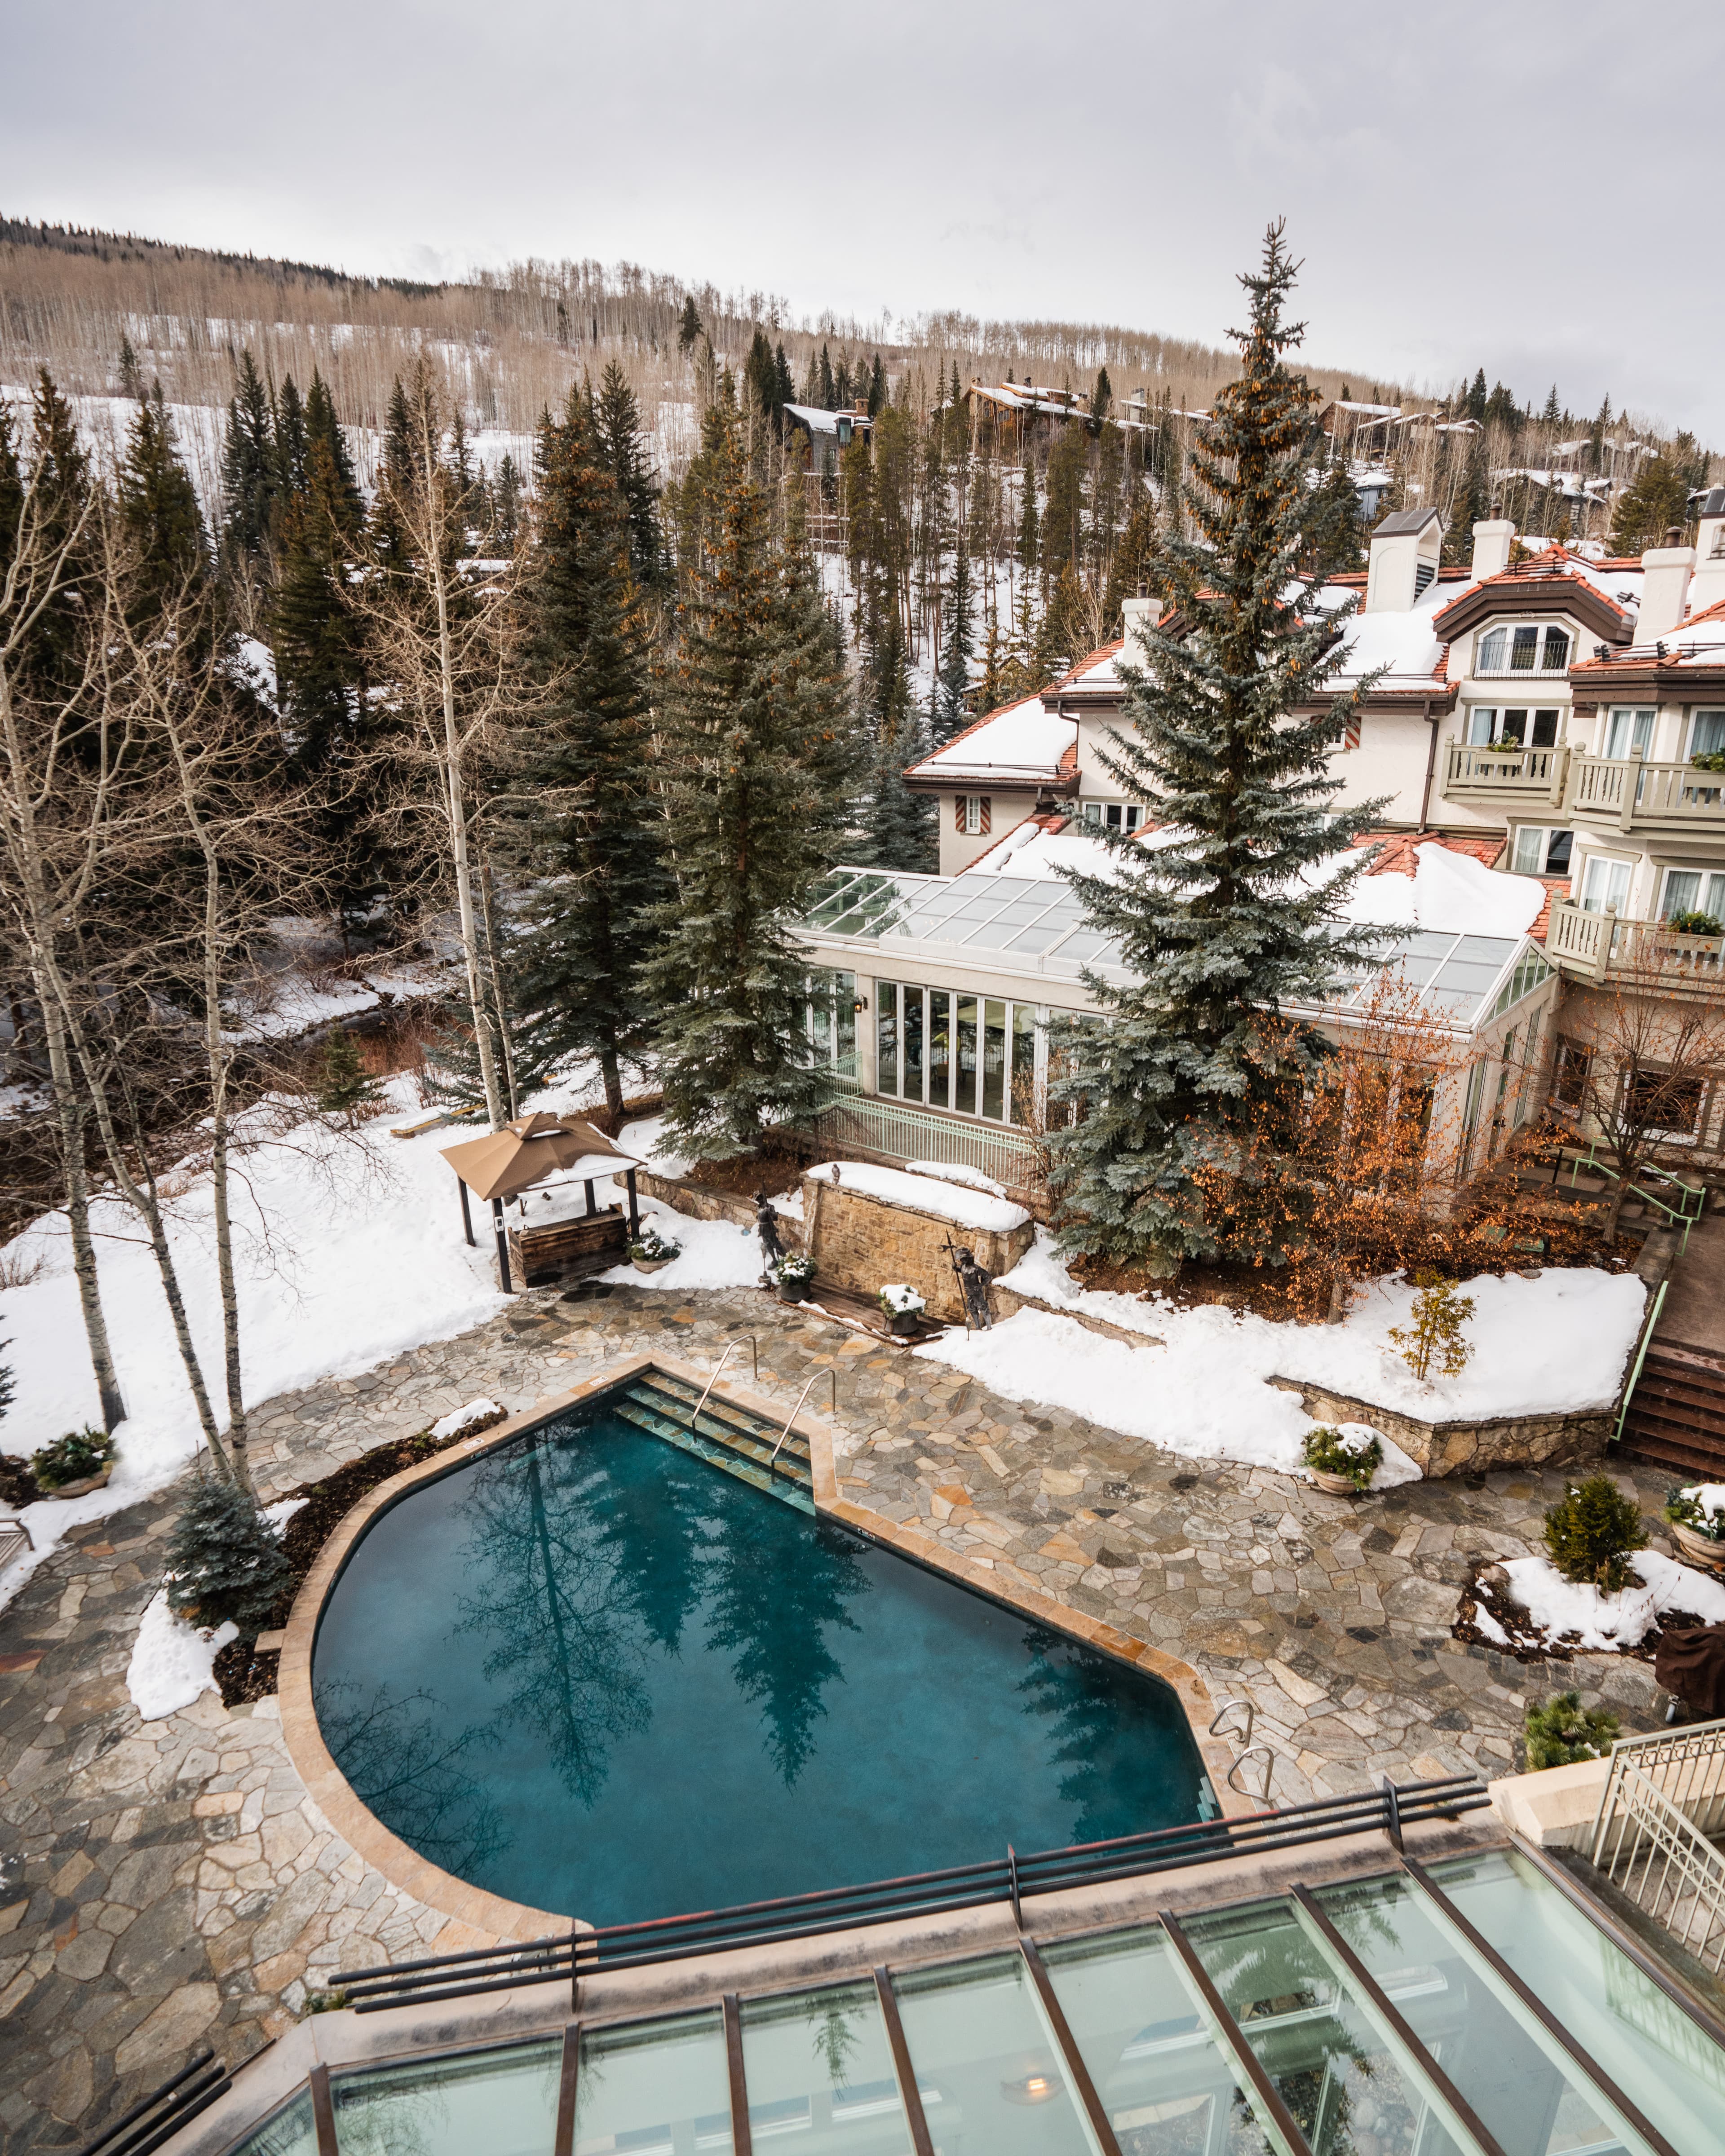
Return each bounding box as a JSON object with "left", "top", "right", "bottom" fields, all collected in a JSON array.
[
  {"left": 769, "top": 1368, "right": 837, "bottom": 1467},
  {"left": 692, "top": 1337, "right": 758, "bottom": 1425}
]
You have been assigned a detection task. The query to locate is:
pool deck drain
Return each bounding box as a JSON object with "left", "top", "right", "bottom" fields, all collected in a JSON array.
[{"left": 0, "top": 1279, "right": 1676, "bottom": 2152}]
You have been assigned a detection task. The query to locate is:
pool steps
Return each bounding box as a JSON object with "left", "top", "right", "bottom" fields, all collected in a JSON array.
[{"left": 610, "top": 1370, "right": 815, "bottom": 1511}]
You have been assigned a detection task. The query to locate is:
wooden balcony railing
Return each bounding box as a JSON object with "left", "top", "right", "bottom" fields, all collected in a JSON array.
[
  {"left": 1442, "top": 742, "right": 1725, "bottom": 836},
  {"left": 1442, "top": 742, "right": 1568, "bottom": 804},
  {"left": 1547, "top": 898, "right": 1725, "bottom": 993}
]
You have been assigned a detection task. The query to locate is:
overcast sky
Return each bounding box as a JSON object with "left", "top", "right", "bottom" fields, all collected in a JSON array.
[{"left": 5, "top": 0, "right": 1721, "bottom": 436}]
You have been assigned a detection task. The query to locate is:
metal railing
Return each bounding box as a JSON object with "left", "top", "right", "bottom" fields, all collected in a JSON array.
[
  {"left": 1565, "top": 1139, "right": 1707, "bottom": 1251},
  {"left": 770, "top": 1368, "right": 836, "bottom": 1466},
  {"left": 1590, "top": 1717, "right": 1725, "bottom": 1972},
  {"left": 691, "top": 1338, "right": 758, "bottom": 1423},
  {"left": 331, "top": 1776, "right": 1489, "bottom": 2012},
  {"left": 1615, "top": 1278, "right": 1669, "bottom": 1444},
  {"left": 806, "top": 1091, "right": 1045, "bottom": 1201},
  {"left": 71, "top": 2050, "right": 230, "bottom": 2156}
]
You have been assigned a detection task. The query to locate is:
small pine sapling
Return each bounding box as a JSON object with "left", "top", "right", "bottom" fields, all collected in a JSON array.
[
  {"left": 1543, "top": 1474, "right": 1648, "bottom": 1593},
  {"left": 1388, "top": 1272, "right": 1475, "bottom": 1383},
  {"left": 166, "top": 1471, "right": 292, "bottom": 1634},
  {"left": 1524, "top": 1691, "right": 1620, "bottom": 1771},
  {"left": 314, "top": 1029, "right": 384, "bottom": 1122}
]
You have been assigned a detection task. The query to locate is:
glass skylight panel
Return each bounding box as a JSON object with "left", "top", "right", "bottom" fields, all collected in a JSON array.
[
  {"left": 890, "top": 1954, "right": 1099, "bottom": 2155},
  {"left": 574, "top": 2011, "right": 734, "bottom": 2156},
  {"left": 999, "top": 921, "right": 1074, "bottom": 954},
  {"left": 332, "top": 2040, "right": 562, "bottom": 2156},
  {"left": 739, "top": 1982, "right": 916, "bottom": 2156}
]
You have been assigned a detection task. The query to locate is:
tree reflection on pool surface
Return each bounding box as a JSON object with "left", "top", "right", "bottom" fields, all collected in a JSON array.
[{"left": 313, "top": 1411, "right": 1211, "bottom": 1922}]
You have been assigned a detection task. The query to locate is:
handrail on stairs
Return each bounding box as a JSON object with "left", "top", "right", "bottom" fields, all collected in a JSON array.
[
  {"left": 1614, "top": 1278, "right": 1669, "bottom": 1446},
  {"left": 692, "top": 1337, "right": 758, "bottom": 1425},
  {"left": 770, "top": 1368, "right": 838, "bottom": 1468},
  {"left": 1567, "top": 1140, "right": 1706, "bottom": 1252}
]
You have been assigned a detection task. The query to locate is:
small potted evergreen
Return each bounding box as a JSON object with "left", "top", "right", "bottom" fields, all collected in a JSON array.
[
  {"left": 1302, "top": 1424, "right": 1383, "bottom": 1498},
  {"left": 774, "top": 1252, "right": 816, "bottom": 1304},
  {"left": 877, "top": 1283, "right": 926, "bottom": 1338},
  {"left": 31, "top": 1427, "right": 117, "bottom": 1498},
  {"left": 1663, "top": 1485, "right": 1725, "bottom": 1573},
  {"left": 628, "top": 1223, "right": 682, "bottom": 1275}
]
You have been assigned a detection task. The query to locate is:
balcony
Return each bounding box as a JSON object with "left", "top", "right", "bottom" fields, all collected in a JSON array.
[
  {"left": 1568, "top": 749, "right": 1725, "bottom": 837},
  {"left": 1547, "top": 897, "right": 1725, "bottom": 995},
  {"left": 1442, "top": 742, "right": 1568, "bottom": 806}
]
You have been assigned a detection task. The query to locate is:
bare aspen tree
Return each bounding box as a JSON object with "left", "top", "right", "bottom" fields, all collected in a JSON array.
[{"left": 0, "top": 451, "right": 129, "bottom": 1429}]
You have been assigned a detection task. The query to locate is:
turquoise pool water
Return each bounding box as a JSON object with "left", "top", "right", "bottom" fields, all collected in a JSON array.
[{"left": 312, "top": 1410, "right": 1212, "bottom": 1924}]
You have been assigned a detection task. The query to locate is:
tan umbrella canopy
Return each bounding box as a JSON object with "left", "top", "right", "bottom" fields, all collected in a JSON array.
[{"left": 441, "top": 1111, "right": 639, "bottom": 1202}]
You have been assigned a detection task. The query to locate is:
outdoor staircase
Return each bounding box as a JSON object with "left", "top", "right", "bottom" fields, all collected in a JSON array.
[
  {"left": 1619, "top": 1338, "right": 1725, "bottom": 1480},
  {"left": 610, "top": 1369, "right": 815, "bottom": 1511}
]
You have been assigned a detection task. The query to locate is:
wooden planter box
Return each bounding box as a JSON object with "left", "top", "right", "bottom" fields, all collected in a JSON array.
[{"left": 508, "top": 1205, "right": 628, "bottom": 1284}]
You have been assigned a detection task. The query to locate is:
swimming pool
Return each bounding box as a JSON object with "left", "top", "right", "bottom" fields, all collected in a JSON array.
[{"left": 311, "top": 1406, "right": 1213, "bottom": 1923}]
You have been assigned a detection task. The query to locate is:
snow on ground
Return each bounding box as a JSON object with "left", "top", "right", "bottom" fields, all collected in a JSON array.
[
  {"left": 595, "top": 1196, "right": 761, "bottom": 1294},
  {"left": 0, "top": 1076, "right": 512, "bottom": 1595},
  {"left": 429, "top": 1397, "right": 503, "bottom": 1441},
  {"left": 619, "top": 1114, "right": 692, "bottom": 1179},
  {"left": 805, "top": 1162, "right": 1030, "bottom": 1234},
  {"left": 225, "top": 964, "right": 445, "bottom": 1042},
  {"left": 1497, "top": 1550, "right": 1725, "bottom": 1652},
  {"left": 125, "top": 1590, "right": 237, "bottom": 1721},
  {"left": 922, "top": 1237, "right": 1648, "bottom": 1475}
]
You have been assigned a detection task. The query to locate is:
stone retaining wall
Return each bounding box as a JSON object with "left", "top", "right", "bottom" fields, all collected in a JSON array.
[
  {"left": 803, "top": 1174, "right": 1035, "bottom": 1323},
  {"left": 635, "top": 1169, "right": 806, "bottom": 1250},
  {"left": 1267, "top": 1376, "right": 1609, "bottom": 1479}
]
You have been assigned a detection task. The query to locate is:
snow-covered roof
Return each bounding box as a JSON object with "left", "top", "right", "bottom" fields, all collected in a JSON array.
[
  {"left": 1314, "top": 578, "right": 1451, "bottom": 692},
  {"left": 906, "top": 695, "right": 1076, "bottom": 783},
  {"left": 784, "top": 403, "right": 870, "bottom": 436}
]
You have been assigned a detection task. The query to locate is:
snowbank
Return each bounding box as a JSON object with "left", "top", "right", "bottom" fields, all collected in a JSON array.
[
  {"left": 596, "top": 1196, "right": 761, "bottom": 1293},
  {"left": 430, "top": 1397, "right": 503, "bottom": 1440},
  {"left": 619, "top": 1114, "right": 693, "bottom": 1180},
  {"left": 904, "top": 1160, "right": 1008, "bottom": 1198},
  {"left": 999, "top": 1233, "right": 1645, "bottom": 1422},
  {"left": 2, "top": 1075, "right": 510, "bottom": 1528},
  {"left": 805, "top": 1162, "right": 1030, "bottom": 1235},
  {"left": 126, "top": 1590, "right": 237, "bottom": 1721},
  {"left": 1499, "top": 1550, "right": 1725, "bottom": 1652},
  {"left": 1344, "top": 844, "right": 1547, "bottom": 940}
]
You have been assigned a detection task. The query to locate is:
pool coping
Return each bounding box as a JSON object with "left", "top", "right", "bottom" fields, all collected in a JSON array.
[{"left": 277, "top": 1350, "right": 1239, "bottom": 1950}]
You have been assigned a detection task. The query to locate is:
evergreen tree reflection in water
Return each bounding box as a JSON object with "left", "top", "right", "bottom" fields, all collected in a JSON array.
[{"left": 310, "top": 1678, "right": 508, "bottom": 1877}]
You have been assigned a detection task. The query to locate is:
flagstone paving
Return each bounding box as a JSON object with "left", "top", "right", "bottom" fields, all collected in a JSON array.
[{"left": 0, "top": 1279, "right": 1673, "bottom": 2151}]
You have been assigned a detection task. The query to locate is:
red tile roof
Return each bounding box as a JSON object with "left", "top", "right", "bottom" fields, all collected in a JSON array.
[
  {"left": 1525, "top": 876, "right": 1571, "bottom": 945},
  {"left": 1350, "top": 830, "right": 1505, "bottom": 877}
]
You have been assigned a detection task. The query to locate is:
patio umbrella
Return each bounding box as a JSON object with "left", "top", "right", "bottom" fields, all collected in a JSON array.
[{"left": 441, "top": 1113, "right": 643, "bottom": 1288}]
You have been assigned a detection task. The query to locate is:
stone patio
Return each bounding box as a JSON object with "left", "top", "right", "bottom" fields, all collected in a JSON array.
[{"left": 0, "top": 1279, "right": 1676, "bottom": 2152}]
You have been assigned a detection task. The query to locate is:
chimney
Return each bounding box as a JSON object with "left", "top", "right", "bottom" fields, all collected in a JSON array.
[
  {"left": 1120, "top": 595, "right": 1163, "bottom": 666},
  {"left": 1638, "top": 545, "right": 1696, "bottom": 645},
  {"left": 1470, "top": 519, "right": 1515, "bottom": 581},
  {"left": 1365, "top": 509, "right": 1440, "bottom": 612},
  {"left": 1688, "top": 490, "right": 1725, "bottom": 615}
]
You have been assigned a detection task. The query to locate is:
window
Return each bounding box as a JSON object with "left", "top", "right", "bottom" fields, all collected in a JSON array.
[
  {"left": 1553, "top": 1038, "right": 1591, "bottom": 1109},
  {"left": 1659, "top": 869, "right": 1725, "bottom": 924},
  {"left": 1477, "top": 624, "right": 1570, "bottom": 674},
  {"left": 1082, "top": 799, "right": 1143, "bottom": 832},
  {"left": 1604, "top": 706, "right": 1654, "bottom": 759},
  {"left": 1690, "top": 710, "right": 1725, "bottom": 759},
  {"left": 1511, "top": 826, "right": 1573, "bottom": 875},
  {"left": 1626, "top": 1068, "right": 1706, "bottom": 1144},
  {"left": 1467, "top": 707, "right": 1560, "bottom": 747},
  {"left": 804, "top": 968, "right": 857, "bottom": 1076},
  {"left": 955, "top": 795, "right": 990, "bottom": 836},
  {"left": 1579, "top": 854, "right": 1632, "bottom": 914},
  {"left": 873, "top": 977, "right": 1051, "bottom": 1122},
  {"left": 1487, "top": 949, "right": 1552, "bottom": 1019}
]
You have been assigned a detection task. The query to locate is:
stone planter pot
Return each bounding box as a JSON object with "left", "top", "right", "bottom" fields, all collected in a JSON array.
[
  {"left": 42, "top": 1464, "right": 113, "bottom": 1499},
  {"left": 1309, "top": 1467, "right": 1362, "bottom": 1498},
  {"left": 887, "top": 1308, "right": 923, "bottom": 1338},
  {"left": 631, "top": 1254, "right": 675, "bottom": 1275},
  {"left": 1669, "top": 1520, "right": 1725, "bottom": 1573},
  {"left": 778, "top": 1277, "right": 811, "bottom": 1304}
]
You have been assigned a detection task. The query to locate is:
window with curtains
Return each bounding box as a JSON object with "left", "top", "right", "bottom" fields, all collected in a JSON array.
[
  {"left": 1510, "top": 826, "right": 1573, "bottom": 875},
  {"left": 1476, "top": 624, "right": 1570, "bottom": 674},
  {"left": 1659, "top": 868, "right": 1725, "bottom": 925},
  {"left": 955, "top": 795, "right": 991, "bottom": 836},
  {"left": 1466, "top": 706, "right": 1561, "bottom": 747},
  {"left": 1579, "top": 854, "right": 1632, "bottom": 914},
  {"left": 875, "top": 979, "right": 1046, "bottom": 1123},
  {"left": 1604, "top": 707, "right": 1654, "bottom": 759},
  {"left": 1690, "top": 710, "right": 1725, "bottom": 759}
]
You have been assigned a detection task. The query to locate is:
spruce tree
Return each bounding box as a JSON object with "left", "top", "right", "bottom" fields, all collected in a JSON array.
[
  {"left": 677, "top": 296, "right": 703, "bottom": 355},
  {"left": 510, "top": 386, "right": 668, "bottom": 1122},
  {"left": 303, "top": 370, "right": 363, "bottom": 525},
  {"left": 166, "top": 1470, "right": 292, "bottom": 1634},
  {"left": 17, "top": 371, "right": 94, "bottom": 694},
  {"left": 116, "top": 387, "right": 209, "bottom": 622},
  {"left": 1306, "top": 454, "right": 1364, "bottom": 580},
  {"left": 1102, "top": 478, "right": 1159, "bottom": 623},
  {"left": 219, "top": 349, "right": 279, "bottom": 572},
  {"left": 492, "top": 452, "right": 525, "bottom": 556},
  {"left": 1048, "top": 225, "right": 1384, "bottom": 1272},
  {"left": 117, "top": 335, "right": 144, "bottom": 400},
  {"left": 1016, "top": 456, "right": 1040, "bottom": 579},
  {"left": 593, "top": 361, "right": 663, "bottom": 590},
  {"left": 867, "top": 354, "right": 887, "bottom": 417},
  {"left": 646, "top": 402, "right": 854, "bottom": 1158},
  {"left": 862, "top": 609, "right": 936, "bottom": 870},
  {"left": 1465, "top": 369, "right": 1488, "bottom": 424},
  {"left": 935, "top": 547, "right": 974, "bottom": 743},
  {"left": 818, "top": 344, "right": 836, "bottom": 408},
  {"left": 314, "top": 1028, "right": 384, "bottom": 1120},
  {"left": 1611, "top": 453, "right": 1694, "bottom": 555},
  {"left": 275, "top": 375, "right": 308, "bottom": 498}
]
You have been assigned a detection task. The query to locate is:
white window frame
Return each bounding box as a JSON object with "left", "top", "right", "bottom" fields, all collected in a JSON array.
[
  {"left": 1081, "top": 798, "right": 1144, "bottom": 833},
  {"left": 1510, "top": 826, "right": 1574, "bottom": 875},
  {"left": 1466, "top": 705, "right": 1563, "bottom": 748},
  {"left": 1688, "top": 709, "right": 1725, "bottom": 759},
  {"left": 1659, "top": 868, "right": 1725, "bottom": 923},
  {"left": 1475, "top": 623, "right": 1571, "bottom": 676},
  {"left": 1604, "top": 706, "right": 1654, "bottom": 759},
  {"left": 1578, "top": 853, "right": 1632, "bottom": 915},
  {"left": 956, "top": 794, "right": 988, "bottom": 836}
]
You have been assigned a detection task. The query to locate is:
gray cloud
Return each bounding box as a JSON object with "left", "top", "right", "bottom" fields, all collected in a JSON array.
[{"left": 4, "top": 0, "right": 1721, "bottom": 433}]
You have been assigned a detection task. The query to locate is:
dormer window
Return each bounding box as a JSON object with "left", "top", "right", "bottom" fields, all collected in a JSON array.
[{"left": 1477, "top": 625, "right": 1570, "bottom": 675}]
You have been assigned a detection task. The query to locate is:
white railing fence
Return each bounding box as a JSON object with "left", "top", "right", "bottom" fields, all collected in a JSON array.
[
  {"left": 806, "top": 1090, "right": 1047, "bottom": 1202},
  {"left": 1589, "top": 1716, "right": 1725, "bottom": 1972}
]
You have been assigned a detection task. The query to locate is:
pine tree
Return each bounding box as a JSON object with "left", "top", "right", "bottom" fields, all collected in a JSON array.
[
  {"left": 314, "top": 1028, "right": 385, "bottom": 1120},
  {"left": 117, "top": 334, "right": 144, "bottom": 400},
  {"left": 1541, "top": 384, "right": 1561, "bottom": 428},
  {"left": 492, "top": 452, "right": 525, "bottom": 555},
  {"left": 1465, "top": 369, "right": 1488, "bottom": 424},
  {"left": 1444, "top": 435, "right": 1492, "bottom": 565},
  {"left": 510, "top": 386, "right": 668, "bottom": 1122},
  {"left": 646, "top": 402, "right": 854, "bottom": 1158},
  {"left": 677, "top": 296, "right": 703, "bottom": 354},
  {"left": 744, "top": 328, "right": 781, "bottom": 433},
  {"left": 303, "top": 370, "right": 363, "bottom": 526},
  {"left": 17, "top": 371, "right": 93, "bottom": 694},
  {"left": 116, "top": 387, "right": 210, "bottom": 621},
  {"left": 934, "top": 547, "right": 974, "bottom": 744},
  {"left": 275, "top": 375, "right": 308, "bottom": 499},
  {"left": 1611, "top": 454, "right": 1694, "bottom": 555},
  {"left": 593, "top": 361, "right": 663, "bottom": 590},
  {"left": 818, "top": 344, "right": 836, "bottom": 408},
  {"left": 166, "top": 1469, "right": 292, "bottom": 1634},
  {"left": 1102, "top": 479, "right": 1159, "bottom": 623},
  {"left": 1043, "top": 424, "right": 1087, "bottom": 576},
  {"left": 1016, "top": 455, "right": 1040, "bottom": 578},
  {"left": 1048, "top": 225, "right": 1386, "bottom": 1272},
  {"left": 1306, "top": 454, "right": 1364, "bottom": 580},
  {"left": 862, "top": 609, "right": 936, "bottom": 870},
  {"left": 1090, "top": 366, "right": 1113, "bottom": 430},
  {"left": 867, "top": 355, "right": 887, "bottom": 417},
  {"left": 1588, "top": 396, "right": 1611, "bottom": 474},
  {"left": 220, "top": 349, "right": 279, "bottom": 572},
  {"left": 774, "top": 341, "right": 796, "bottom": 415}
]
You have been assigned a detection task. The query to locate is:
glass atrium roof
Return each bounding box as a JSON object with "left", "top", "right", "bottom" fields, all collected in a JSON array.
[{"left": 799, "top": 870, "right": 1551, "bottom": 1028}]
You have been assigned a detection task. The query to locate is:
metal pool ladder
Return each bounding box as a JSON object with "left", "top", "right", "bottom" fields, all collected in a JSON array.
[
  {"left": 692, "top": 1337, "right": 758, "bottom": 1424},
  {"left": 770, "top": 1368, "right": 838, "bottom": 1467}
]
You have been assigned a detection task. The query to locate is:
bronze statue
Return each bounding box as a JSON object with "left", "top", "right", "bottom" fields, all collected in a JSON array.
[
  {"left": 754, "top": 1193, "right": 784, "bottom": 1285},
  {"left": 954, "top": 1245, "right": 994, "bottom": 1330}
]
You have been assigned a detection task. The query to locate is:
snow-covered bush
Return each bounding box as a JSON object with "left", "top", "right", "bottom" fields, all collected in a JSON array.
[
  {"left": 878, "top": 1284, "right": 926, "bottom": 1317},
  {"left": 1387, "top": 1272, "right": 1474, "bottom": 1383},
  {"left": 165, "top": 1471, "right": 293, "bottom": 1634},
  {"left": 629, "top": 1222, "right": 683, "bottom": 1263},
  {"left": 1544, "top": 1475, "right": 1647, "bottom": 1593},
  {"left": 1524, "top": 1691, "right": 1620, "bottom": 1770},
  {"left": 31, "top": 1426, "right": 115, "bottom": 1491},
  {"left": 1664, "top": 1483, "right": 1725, "bottom": 1544},
  {"left": 1302, "top": 1424, "right": 1383, "bottom": 1492},
  {"left": 775, "top": 1252, "right": 816, "bottom": 1287}
]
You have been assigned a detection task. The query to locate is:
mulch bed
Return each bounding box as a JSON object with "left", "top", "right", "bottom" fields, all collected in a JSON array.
[
  {"left": 211, "top": 1408, "right": 509, "bottom": 1706},
  {"left": 1451, "top": 1555, "right": 1703, "bottom": 1668},
  {"left": 685, "top": 1150, "right": 804, "bottom": 1202}
]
